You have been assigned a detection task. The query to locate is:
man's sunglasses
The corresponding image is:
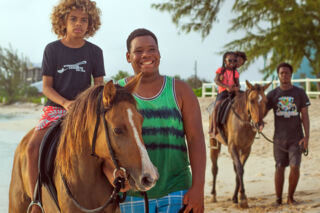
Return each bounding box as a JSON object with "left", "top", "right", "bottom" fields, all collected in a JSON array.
[{"left": 227, "top": 59, "right": 238, "bottom": 63}]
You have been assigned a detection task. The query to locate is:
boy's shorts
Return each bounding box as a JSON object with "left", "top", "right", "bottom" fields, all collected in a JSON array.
[
  {"left": 35, "top": 106, "right": 66, "bottom": 130},
  {"left": 273, "top": 139, "right": 302, "bottom": 167},
  {"left": 120, "top": 190, "right": 187, "bottom": 213}
]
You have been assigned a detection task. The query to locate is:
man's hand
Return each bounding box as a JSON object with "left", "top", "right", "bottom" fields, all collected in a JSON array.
[
  {"left": 298, "top": 137, "right": 309, "bottom": 151},
  {"left": 182, "top": 187, "right": 204, "bottom": 213}
]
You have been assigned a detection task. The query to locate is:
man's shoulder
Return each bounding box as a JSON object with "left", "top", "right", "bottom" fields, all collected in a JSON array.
[
  {"left": 267, "top": 87, "right": 279, "bottom": 96},
  {"left": 292, "top": 85, "right": 307, "bottom": 94}
]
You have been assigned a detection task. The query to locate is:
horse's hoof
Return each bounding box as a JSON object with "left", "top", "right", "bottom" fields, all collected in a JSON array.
[
  {"left": 210, "top": 195, "right": 217, "bottom": 203},
  {"left": 239, "top": 200, "right": 249, "bottom": 208},
  {"left": 232, "top": 197, "right": 238, "bottom": 204}
]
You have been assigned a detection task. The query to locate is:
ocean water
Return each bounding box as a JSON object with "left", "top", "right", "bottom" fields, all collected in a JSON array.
[
  {"left": 0, "top": 130, "right": 26, "bottom": 212},
  {"left": 0, "top": 111, "right": 38, "bottom": 212}
]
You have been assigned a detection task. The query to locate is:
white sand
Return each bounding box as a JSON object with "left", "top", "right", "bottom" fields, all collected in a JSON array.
[{"left": 1, "top": 99, "right": 320, "bottom": 212}]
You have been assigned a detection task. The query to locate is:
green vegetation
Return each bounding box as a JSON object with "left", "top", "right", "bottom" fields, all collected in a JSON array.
[
  {"left": 152, "top": 0, "right": 320, "bottom": 83},
  {"left": 111, "top": 70, "right": 130, "bottom": 81},
  {"left": 0, "top": 46, "right": 41, "bottom": 104}
]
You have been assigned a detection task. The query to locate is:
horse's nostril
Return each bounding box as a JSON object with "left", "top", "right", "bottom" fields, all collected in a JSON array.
[{"left": 141, "top": 174, "right": 154, "bottom": 187}]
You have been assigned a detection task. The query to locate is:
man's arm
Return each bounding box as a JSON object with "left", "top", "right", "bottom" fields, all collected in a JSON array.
[
  {"left": 175, "top": 79, "right": 206, "bottom": 213},
  {"left": 299, "top": 106, "right": 310, "bottom": 150}
]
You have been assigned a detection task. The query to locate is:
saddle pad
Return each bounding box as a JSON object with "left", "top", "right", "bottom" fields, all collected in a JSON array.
[
  {"left": 38, "top": 119, "right": 63, "bottom": 209},
  {"left": 216, "top": 98, "right": 232, "bottom": 126}
]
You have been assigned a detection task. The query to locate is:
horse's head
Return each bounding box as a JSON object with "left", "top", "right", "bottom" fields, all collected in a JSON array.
[
  {"left": 94, "top": 73, "right": 158, "bottom": 191},
  {"left": 245, "top": 80, "right": 271, "bottom": 128}
]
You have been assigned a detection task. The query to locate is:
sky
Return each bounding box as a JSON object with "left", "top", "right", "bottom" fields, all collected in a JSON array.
[{"left": 0, "top": 0, "right": 265, "bottom": 83}]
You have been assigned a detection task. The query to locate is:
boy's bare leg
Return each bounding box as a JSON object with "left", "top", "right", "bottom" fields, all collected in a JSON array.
[{"left": 26, "top": 128, "right": 48, "bottom": 213}]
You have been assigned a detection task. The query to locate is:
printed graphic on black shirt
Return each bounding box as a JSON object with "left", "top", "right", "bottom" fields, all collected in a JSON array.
[
  {"left": 57, "top": 61, "right": 87, "bottom": 73},
  {"left": 276, "top": 96, "right": 299, "bottom": 118}
]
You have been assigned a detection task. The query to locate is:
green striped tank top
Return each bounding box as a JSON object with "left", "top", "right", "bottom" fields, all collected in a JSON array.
[{"left": 118, "top": 76, "right": 192, "bottom": 198}]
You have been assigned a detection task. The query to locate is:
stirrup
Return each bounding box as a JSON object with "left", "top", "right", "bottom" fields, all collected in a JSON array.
[{"left": 27, "top": 201, "right": 45, "bottom": 213}]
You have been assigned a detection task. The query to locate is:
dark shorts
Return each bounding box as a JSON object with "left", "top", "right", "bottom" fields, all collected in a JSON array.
[
  {"left": 216, "top": 90, "right": 229, "bottom": 101},
  {"left": 273, "top": 139, "right": 302, "bottom": 167}
]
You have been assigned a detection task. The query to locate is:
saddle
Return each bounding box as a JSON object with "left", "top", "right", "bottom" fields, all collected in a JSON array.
[
  {"left": 33, "top": 119, "right": 63, "bottom": 211},
  {"left": 215, "top": 93, "right": 237, "bottom": 143}
]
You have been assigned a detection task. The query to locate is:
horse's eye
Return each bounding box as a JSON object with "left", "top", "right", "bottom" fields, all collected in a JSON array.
[{"left": 114, "top": 128, "right": 123, "bottom": 135}]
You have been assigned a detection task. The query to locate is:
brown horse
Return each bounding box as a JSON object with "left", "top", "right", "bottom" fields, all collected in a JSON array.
[
  {"left": 9, "top": 73, "right": 159, "bottom": 213},
  {"left": 209, "top": 80, "right": 271, "bottom": 208}
]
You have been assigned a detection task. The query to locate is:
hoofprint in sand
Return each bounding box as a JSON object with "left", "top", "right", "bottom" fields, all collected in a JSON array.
[{"left": 1, "top": 99, "right": 320, "bottom": 213}]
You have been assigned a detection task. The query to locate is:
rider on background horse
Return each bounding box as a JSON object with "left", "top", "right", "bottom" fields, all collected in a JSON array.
[
  {"left": 209, "top": 51, "right": 246, "bottom": 138},
  {"left": 26, "top": 1, "right": 105, "bottom": 212}
]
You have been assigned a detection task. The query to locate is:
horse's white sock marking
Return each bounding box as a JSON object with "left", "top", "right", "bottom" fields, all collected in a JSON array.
[{"left": 127, "top": 108, "right": 158, "bottom": 183}]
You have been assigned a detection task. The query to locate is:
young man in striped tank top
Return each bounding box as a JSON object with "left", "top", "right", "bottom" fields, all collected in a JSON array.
[{"left": 103, "top": 28, "right": 206, "bottom": 213}]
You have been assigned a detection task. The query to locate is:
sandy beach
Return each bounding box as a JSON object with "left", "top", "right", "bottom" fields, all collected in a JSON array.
[{"left": 1, "top": 99, "right": 320, "bottom": 212}]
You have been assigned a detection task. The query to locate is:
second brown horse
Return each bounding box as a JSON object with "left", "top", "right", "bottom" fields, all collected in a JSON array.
[{"left": 210, "top": 80, "right": 271, "bottom": 208}]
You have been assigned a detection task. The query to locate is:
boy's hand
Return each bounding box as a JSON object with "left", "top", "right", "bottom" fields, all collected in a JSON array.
[{"left": 62, "top": 100, "right": 74, "bottom": 111}]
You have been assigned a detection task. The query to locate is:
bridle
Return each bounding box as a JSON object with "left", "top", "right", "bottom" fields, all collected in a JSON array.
[
  {"left": 230, "top": 89, "right": 262, "bottom": 130},
  {"left": 62, "top": 90, "right": 127, "bottom": 213}
]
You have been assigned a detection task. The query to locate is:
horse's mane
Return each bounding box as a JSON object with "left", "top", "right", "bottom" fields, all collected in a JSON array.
[{"left": 56, "top": 84, "right": 137, "bottom": 178}]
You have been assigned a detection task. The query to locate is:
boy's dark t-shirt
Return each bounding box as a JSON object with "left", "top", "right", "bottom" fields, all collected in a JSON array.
[
  {"left": 266, "top": 86, "right": 310, "bottom": 142},
  {"left": 42, "top": 40, "right": 105, "bottom": 107}
]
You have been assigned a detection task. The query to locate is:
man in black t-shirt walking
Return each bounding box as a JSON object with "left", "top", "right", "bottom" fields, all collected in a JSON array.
[{"left": 264, "top": 62, "right": 310, "bottom": 205}]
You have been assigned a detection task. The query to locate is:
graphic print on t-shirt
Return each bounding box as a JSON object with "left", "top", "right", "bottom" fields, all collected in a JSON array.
[
  {"left": 57, "top": 61, "right": 87, "bottom": 73},
  {"left": 276, "top": 96, "right": 298, "bottom": 118}
]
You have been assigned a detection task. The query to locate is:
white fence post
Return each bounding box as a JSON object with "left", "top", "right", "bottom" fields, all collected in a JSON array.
[{"left": 201, "top": 78, "right": 320, "bottom": 98}]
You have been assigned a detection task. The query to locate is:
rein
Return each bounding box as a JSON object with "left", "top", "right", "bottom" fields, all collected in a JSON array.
[
  {"left": 257, "top": 130, "right": 308, "bottom": 156},
  {"left": 62, "top": 91, "right": 127, "bottom": 213}
]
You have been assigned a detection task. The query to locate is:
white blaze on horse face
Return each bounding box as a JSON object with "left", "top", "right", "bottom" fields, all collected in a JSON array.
[
  {"left": 127, "top": 108, "right": 158, "bottom": 186},
  {"left": 258, "top": 94, "right": 263, "bottom": 104}
]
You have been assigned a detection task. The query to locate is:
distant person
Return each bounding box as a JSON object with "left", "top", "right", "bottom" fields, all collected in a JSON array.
[
  {"left": 103, "top": 28, "right": 206, "bottom": 213},
  {"left": 26, "top": 0, "right": 105, "bottom": 212},
  {"left": 264, "top": 62, "right": 310, "bottom": 205},
  {"left": 208, "top": 51, "right": 240, "bottom": 138}
]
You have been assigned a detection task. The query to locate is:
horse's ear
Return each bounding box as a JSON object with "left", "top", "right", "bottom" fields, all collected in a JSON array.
[
  {"left": 125, "top": 72, "right": 143, "bottom": 93},
  {"left": 245, "top": 80, "right": 253, "bottom": 90},
  {"left": 263, "top": 82, "right": 272, "bottom": 91},
  {"left": 103, "top": 80, "right": 117, "bottom": 106}
]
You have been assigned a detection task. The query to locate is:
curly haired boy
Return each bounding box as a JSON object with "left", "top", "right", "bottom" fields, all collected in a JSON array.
[{"left": 27, "top": 1, "right": 105, "bottom": 212}]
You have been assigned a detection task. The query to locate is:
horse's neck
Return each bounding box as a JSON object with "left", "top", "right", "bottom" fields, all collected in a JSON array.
[
  {"left": 232, "top": 93, "right": 250, "bottom": 121},
  {"left": 69, "top": 150, "right": 102, "bottom": 183}
]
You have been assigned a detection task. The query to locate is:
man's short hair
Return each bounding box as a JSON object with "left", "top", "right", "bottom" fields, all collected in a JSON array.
[
  {"left": 277, "top": 62, "right": 293, "bottom": 74},
  {"left": 126, "top": 28, "right": 158, "bottom": 52}
]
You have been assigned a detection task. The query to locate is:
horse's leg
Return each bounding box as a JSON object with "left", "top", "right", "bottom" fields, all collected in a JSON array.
[
  {"left": 237, "top": 148, "right": 252, "bottom": 208},
  {"left": 232, "top": 162, "right": 240, "bottom": 204},
  {"left": 9, "top": 148, "right": 31, "bottom": 212},
  {"left": 210, "top": 138, "right": 221, "bottom": 202},
  {"left": 229, "top": 145, "right": 249, "bottom": 208}
]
